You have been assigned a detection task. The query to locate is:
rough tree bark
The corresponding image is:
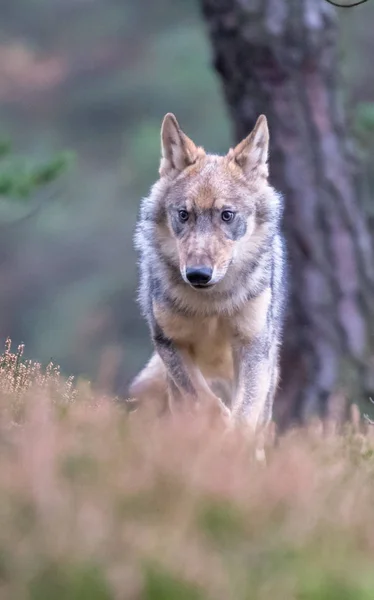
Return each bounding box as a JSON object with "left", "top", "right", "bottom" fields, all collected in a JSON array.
[{"left": 199, "top": 0, "right": 374, "bottom": 427}]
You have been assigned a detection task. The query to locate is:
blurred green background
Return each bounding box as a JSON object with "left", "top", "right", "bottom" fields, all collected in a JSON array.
[{"left": 0, "top": 0, "right": 373, "bottom": 393}]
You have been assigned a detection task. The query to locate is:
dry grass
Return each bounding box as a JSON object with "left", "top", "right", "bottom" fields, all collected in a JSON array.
[{"left": 0, "top": 341, "right": 374, "bottom": 599}]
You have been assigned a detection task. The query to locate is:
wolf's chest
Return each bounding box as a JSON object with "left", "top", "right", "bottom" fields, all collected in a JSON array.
[
  {"left": 153, "top": 304, "right": 234, "bottom": 380},
  {"left": 188, "top": 317, "right": 234, "bottom": 379}
]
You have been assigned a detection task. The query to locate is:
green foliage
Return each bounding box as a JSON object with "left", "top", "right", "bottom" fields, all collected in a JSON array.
[
  {"left": 297, "top": 571, "right": 374, "bottom": 600},
  {"left": 142, "top": 564, "right": 205, "bottom": 600},
  {"left": 0, "top": 140, "right": 12, "bottom": 158},
  {"left": 29, "top": 563, "right": 113, "bottom": 600},
  {"left": 0, "top": 141, "right": 72, "bottom": 200},
  {"left": 59, "top": 452, "right": 98, "bottom": 484},
  {"left": 355, "top": 102, "right": 374, "bottom": 133},
  {"left": 197, "top": 499, "right": 246, "bottom": 545}
]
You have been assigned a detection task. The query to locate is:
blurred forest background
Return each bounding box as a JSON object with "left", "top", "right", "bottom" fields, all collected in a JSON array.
[{"left": 0, "top": 0, "right": 373, "bottom": 396}]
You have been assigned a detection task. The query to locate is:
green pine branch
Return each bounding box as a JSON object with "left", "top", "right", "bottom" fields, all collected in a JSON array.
[{"left": 0, "top": 139, "right": 74, "bottom": 201}]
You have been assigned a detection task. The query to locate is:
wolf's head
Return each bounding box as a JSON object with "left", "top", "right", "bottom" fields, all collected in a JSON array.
[{"left": 152, "top": 113, "right": 280, "bottom": 291}]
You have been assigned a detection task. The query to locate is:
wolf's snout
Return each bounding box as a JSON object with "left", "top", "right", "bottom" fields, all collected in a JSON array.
[{"left": 185, "top": 266, "right": 213, "bottom": 287}]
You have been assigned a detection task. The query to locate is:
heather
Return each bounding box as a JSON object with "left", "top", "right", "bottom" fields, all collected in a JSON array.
[{"left": 0, "top": 341, "right": 373, "bottom": 600}]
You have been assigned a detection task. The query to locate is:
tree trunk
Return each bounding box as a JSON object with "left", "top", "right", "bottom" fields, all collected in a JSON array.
[{"left": 199, "top": 0, "right": 374, "bottom": 428}]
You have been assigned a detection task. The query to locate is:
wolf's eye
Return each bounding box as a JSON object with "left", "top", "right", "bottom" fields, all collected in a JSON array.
[
  {"left": 221, "top": 210, "right": 235, "bottom": 223},
  {"left": 178, "top": 209, "right": 189, "bottom": 222}
]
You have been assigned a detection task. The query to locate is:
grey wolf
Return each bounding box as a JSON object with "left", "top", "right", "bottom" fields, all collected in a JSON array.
[{"left": 129, "top": 112, "right": 287, "bottom": 434}]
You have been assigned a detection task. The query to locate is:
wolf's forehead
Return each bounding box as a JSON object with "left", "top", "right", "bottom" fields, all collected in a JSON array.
[{"left": 181, "top": 159, "right": 248, "bottom": 210}]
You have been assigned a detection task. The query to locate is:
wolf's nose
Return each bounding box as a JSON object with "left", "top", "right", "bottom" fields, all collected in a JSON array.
[{"left": 186, "top": 266, "right": 213, "bottom": 286}]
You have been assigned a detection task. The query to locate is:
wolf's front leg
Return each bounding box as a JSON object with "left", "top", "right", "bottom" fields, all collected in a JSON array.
[
  {"left": 231, "top": 337, "right": 277, "bottom": 463},
  {"left": 232, "top": 336, "right": 275, "bottom": 432},
  {"left": 154, "top": 331, "right": 230, "bottom": 419}
]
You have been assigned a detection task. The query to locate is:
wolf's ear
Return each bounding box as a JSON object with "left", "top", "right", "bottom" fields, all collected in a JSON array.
[
  {"left": 229, "top": 115, "right": 269, "bottom": 178},
  {"left": 160, "top": 113, "right": 202, "bottom": 177}
]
